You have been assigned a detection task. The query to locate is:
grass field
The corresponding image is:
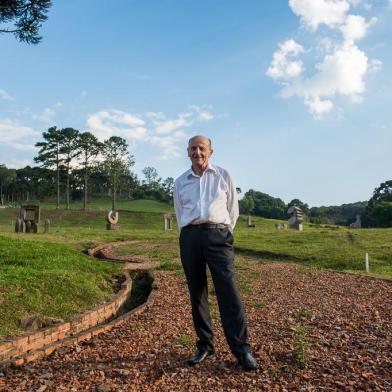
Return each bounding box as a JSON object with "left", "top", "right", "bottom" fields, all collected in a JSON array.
[
  {"left": 0, "top": 235, "right": 122, "bottom": 338},
  {"left": 0, "top": 199, "right": 391, "bottom": 339}
]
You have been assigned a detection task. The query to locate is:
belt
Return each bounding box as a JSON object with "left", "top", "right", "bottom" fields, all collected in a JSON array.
[{"left": 185, "top": 223, "right": 229, "bottom": 229}]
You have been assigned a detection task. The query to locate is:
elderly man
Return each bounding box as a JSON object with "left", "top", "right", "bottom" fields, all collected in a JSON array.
[{"left": 173, "top": 135, "right": 257, "bottom": 371}]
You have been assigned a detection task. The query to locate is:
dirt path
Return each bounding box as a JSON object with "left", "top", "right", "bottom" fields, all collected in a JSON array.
[{"left": 1, "top": 262, "right": 391, "bottom": 391}]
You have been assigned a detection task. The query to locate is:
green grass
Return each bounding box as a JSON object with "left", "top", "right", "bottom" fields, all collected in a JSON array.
[
  {"left": 0, "top": 235, "right": 121, "bottom": 338},
  {"left": 35, "top": 198, "right": 174, "bottom": 213},
  {"left": 171, "top": 335, "right": 194, "bottom": 347},
  {"left": 234, "top": 215, "right": 392, "bottom": 278},
  {"left": 0, "top": 201, "right": 391, "bottom": 340}
]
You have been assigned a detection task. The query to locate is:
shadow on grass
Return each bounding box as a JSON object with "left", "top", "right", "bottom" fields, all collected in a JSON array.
[{"left": 235, "top": 247, "right": 301, "bottom": 262}]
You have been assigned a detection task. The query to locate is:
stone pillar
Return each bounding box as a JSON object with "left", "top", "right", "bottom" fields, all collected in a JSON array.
[
  {"left": 163, "top": 214, "right": 174, "bottom": 231},
  {"left": 44, "top": 219, "right": 50, "bottom": 233}
]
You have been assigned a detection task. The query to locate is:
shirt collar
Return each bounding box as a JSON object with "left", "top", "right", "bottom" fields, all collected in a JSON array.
[{"left": 187, "top": 163, "right": 216, "bottom": 178}]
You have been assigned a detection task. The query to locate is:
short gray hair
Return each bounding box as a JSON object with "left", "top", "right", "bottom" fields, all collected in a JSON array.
[{"left": 188, "top": 135, "right": 212, "bottom": 149}]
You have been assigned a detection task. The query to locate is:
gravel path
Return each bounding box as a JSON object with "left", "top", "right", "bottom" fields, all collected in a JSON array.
[{"left": 1, "top": 262, "right": 391, "bottom": 391}]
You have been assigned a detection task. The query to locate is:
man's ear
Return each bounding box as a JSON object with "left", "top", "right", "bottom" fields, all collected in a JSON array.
[
  {"left": 187, "top": 147, "right": 191, "bottom": 157},
  {"left": 209, "top": 148, "right": 213, "bottom": 157}
]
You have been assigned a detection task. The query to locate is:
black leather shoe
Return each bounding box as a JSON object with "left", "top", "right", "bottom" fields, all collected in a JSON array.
[
  {"left": 186, "top": 348, "right": 214, "bottom": 366},
  {"left": 237, "top": 351, "right": 257, "bottom": 371}
]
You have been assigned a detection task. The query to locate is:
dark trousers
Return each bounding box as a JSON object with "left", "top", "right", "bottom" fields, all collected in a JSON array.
[{"left": 179, "top": 226, "right": 250, "bottom": 358}]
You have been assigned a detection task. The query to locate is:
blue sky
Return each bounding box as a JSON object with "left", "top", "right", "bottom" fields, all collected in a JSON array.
[{"left": 0, "top": 0, "right": 391, "bottom": 206}]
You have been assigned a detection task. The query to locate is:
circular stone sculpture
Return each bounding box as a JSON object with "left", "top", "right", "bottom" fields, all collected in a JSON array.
[{"left": 107, "top": 210, "right": 119, "bottom": 224}]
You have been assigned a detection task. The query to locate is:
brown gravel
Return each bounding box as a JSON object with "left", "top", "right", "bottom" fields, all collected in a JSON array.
[{"left": 1, "top": 262, "right": 391, "bottom": 391}]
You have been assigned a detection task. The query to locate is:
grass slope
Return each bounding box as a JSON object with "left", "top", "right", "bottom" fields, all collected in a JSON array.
[
  {"left": 234, "top": 215, "right": 392, "bottom": 278},
  {"left": 0, "top": 235, "right": 121, "bottom": 338},
  {"left": 0, "top": 200, "right": 391, "bottom": 339}
]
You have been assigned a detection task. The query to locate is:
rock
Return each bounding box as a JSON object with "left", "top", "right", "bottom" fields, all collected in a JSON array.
[
  {"left": 19, "top": 315, "right": 42, "bottom": 331},
  {"left": 39, "top": 372, "right": 53, "bottom": 380},
  {"left": 97, "top": 384, "right": 112, "bottom": 392},
  {"left": 41, "top": 317, "right": 64, "bottom": 327}
]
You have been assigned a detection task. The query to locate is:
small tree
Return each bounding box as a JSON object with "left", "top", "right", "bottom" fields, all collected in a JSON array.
[
  {"left": 142, "top": 166, "right": 161, "bottom": 189},
  {"left": 239, "top": 195, "right": 255, "bottom": 215},
  {"left": 59, "top": 128, "right": 80, "bottom": 210},
  {"left": 287, "top": 199, "right": 309, "bottom": 216},
  {"left": 76, "top": 131, "right": 103, "bottom": 210},
  {"left": 162, "top": 177, "right": 174, "bottom": 203},
  {"left": 35, "top": 126, "right": 63, "bottom": 208},
  {"left": 0, "top": 165, "right": 16, "bottom": 205},
  {"left": 365, "top": 180, "right": 392, "bottom": 227},
  {"left": 101, "top": 136, "right": 134, "bottom": 211},
  {"left": 0, "top": 0, "right": 52, "bottom": 44}
]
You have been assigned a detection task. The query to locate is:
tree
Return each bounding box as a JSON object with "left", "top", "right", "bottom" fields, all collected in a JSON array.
[
  {"left": 371, "top": 202, "right": 392, "bottom": 227},
  {"left": 369, "top": 180, "right": 392, "bottom": 205},
  {"left": 59, "top": 128, "right": 80, "bottom": 210},
  {"left": 101, "top": 136, "right": 134, "bottom": 211},
  {"left": 76, "top": 132, "right": 103, "bottom": 209},
  {"left": 162, "top": 177, "right": 174, "bottom": 203},
  {"left": 287, "top": 199, "right": 309, "bottom": 216},
  {"left": 34, "top": 126, "right": 62, "bottom": 208},
  {"left": 142, "top": 166, "right": 161, "bottom": 189},
  {"left": 0, "top": 0, "right": 52, "bottom": 44},
  {"left": 239, "top": 195, "right": 255, "bottom": 215},
  {"left": 0, "top": 164, "right": 16, "bottom": 204},
  {"left": 242, "top": 189, "right": 286, "bottom": 219},
  {"left": 364, "top": 180, "right": 392, "bottom": 227}
]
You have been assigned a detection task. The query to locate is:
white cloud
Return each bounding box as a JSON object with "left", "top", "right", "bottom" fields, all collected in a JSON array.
[
  {"left": 368, "top": 58, "right": 382, "bottom": 73},
  {"left": 289, "top": 0, "right": 350, "bottom": 30},
  {"left": 340, "top": 15, "right": 377, "bottom": 42},
  {"left": 153, "top": 105, "right": 214, "bottom": 135},
  {"left": 189, "top": 105, "right": 215, "bottom": 121},
  {"left": 284, "top": 42, "right": 368, "bottom": 105},
  {"left": 154, "top": 112, "right": 192, "bottom": 134},
  {"left": 0, "top": 88, "right": 14, "bottom": 100},
  {"left": 5, "top": 159, "right": 34, "bottom": 169},
  {"left": 304, "top": 97, "right": 334, "bottom": 117},
  {"left": 266, "top": 39, "right": 305, "bottom": 80},
  {"left": 86, "top": 105, "right": 215, "bottom": 159},
  {"left": 31, "top": 102, "right": 63, "bottom": 124},
  {"left": 147, "top": 131, "right": 188, "bottom": 160},
  {"left": 86, "top": 109, "right": 147, "bottom": 142},
  {"left": 32, "top": 107, "right": 55, "bottom": 124},
  {"left": 145, "top": 111, "right": 165, "bottom": 120},
  {"left": 267, "top": 0, "right": 381, "bottom": 117},
  {"left": 0, "top": 119, "right": 38, "bottom": 150}
]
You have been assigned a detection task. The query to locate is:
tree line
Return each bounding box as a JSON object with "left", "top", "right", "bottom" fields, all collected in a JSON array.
[
  {"left": 239, "top": 183, "right": 392, "bottom": 228},
  {"left": 0, "top": 127, "right": 174, "bottom": 210},
  {"left": 1, "top": 126, "right": 390, "bottom": 227}
]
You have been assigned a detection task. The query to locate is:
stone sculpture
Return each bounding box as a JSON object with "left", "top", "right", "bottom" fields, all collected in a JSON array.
[
  {"left": 247, "top": 215, "right": 255, "bottom": 228},
  {"left": 106, "top": 210, "right": 119, "bottom": 230},
  {"left": 44, "top": 219, "right": 50, "bottom": 233},
  {"left": 287, "top": 206, "right": 303, "bottom": 231},
  {"left": 275, "top": 223, "right": 288, "bottom": 230},
  {"left": 15, "top": 205, "right": 40, "bottom": 233},
  {"left": 349, "top": 214, "right": 362, "bottom": 229},
  {"left": 163, "top": 213, "right": 174, "bottom": 231}
]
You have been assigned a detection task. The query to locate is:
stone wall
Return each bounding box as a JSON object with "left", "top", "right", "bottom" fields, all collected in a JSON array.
[{"left": 0, "top": 273, "right": 134, "bottom": 366}]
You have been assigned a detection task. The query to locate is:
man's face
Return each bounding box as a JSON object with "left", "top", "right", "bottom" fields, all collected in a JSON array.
[{"left": 187, "top": 136, "right": 213, "bottom": 169}]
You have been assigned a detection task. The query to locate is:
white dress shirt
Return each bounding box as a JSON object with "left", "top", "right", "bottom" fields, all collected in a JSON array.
[{"left": 173, "top": 164, "right": 239, "bottom": 232}]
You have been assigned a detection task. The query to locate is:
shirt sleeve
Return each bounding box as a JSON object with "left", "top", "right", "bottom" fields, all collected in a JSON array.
[
  {"left": 173, "top": 181, "right": 183, "bottom": 231},
  {"left": 226, "top": 173, "right": 239, "bottom": 232}
]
